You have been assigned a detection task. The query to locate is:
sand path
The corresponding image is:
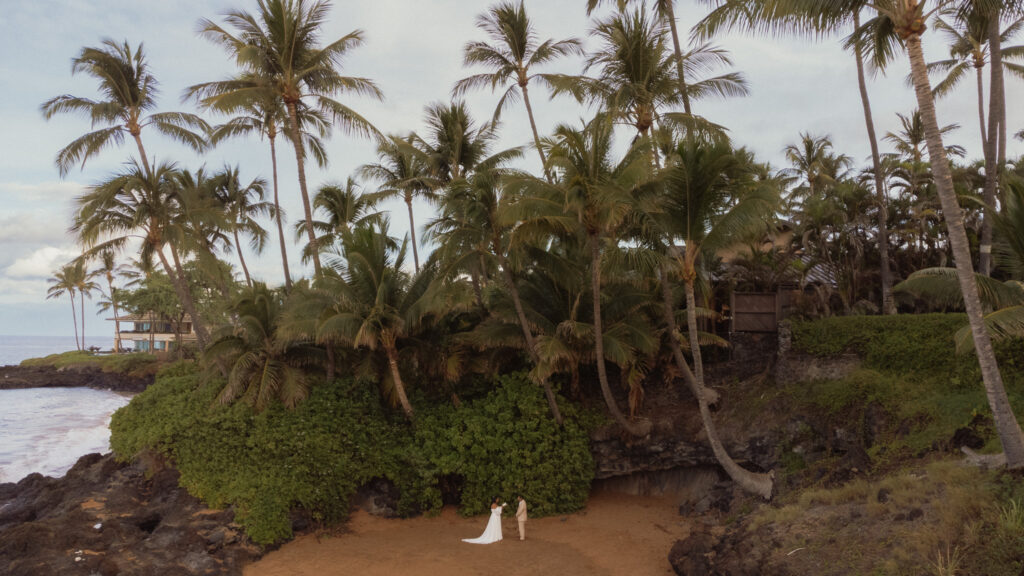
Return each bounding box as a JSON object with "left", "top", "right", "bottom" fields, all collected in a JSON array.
[{"left": 245, "top": 493, "right": 689, "bottom": 576}]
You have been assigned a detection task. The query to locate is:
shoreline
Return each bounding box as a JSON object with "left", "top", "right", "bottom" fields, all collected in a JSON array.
[{"left": 0, "top": 364, "right": 154, "bottom": 393}]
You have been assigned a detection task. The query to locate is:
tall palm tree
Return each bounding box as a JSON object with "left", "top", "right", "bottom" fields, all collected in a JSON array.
[
  {"left": 212, "top": 166, "right": 274, "bottom": 288},
  {"left": 653, "top": 136, "right": 777, "bottom": 497},
  {"left": 73, "top": 160, "right": 212, "bottom": 349},
  {"left": 192, "top": 0, "right": 383, "bottom": 276},
  {"left": 883, "top": 109, "right": 965, "bottom": 163},
  {"left": 89, "top": 249, "right": 130, "bottom": 354},
  {"left": 47, "top": 262, "right": 83, "bottom": 351},
  {"left": 41, "top": 39, "right": 208, "bottom": 177},
  {"left": 803, "top": 0, "right": 1024, "bottom": 468},
  {"left": 206, "top": 283, "right": 322, "bottom": 410},
  {"left": 526, "top": 113, "right": 654, "bottom": 435},
  {"left": 781, "top": 132, "right": 853, "bottom": 209},
  {"left": 418, "top": 101, "right": 504, "bottom": 183},
  {"left": 453, "top": 1, "right": 582, "bottom": 180},
  {"left": 313, "top": 223, "right": 453, "bottom": 420},
  {"left": 359, "top": 135, "right": 440, "bottom": 271},
  {"left": 425, "top": 161, "right": 565, "bottom": 424}
]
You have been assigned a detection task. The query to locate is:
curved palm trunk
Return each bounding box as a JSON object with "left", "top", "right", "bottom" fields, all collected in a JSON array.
[
  {"left": 683, "top": 273, "right": 705, "bottom": 390},
  {"left": 590, "top": 236, "right": 645, "bottom": 436},
  {"left": 384, "top": 340, "right": 414, "bottom": 420},
  {"left": 285, "top": 100, "right": 323, "bottom": 277},
  {"left": 852, "top": 13, "right": 895, "bottom": 315},
  {"left": 659, "top": 267, "right": 773, "bottom": 498},
  {"left": 233, "top": 229, "right": 253, "bottom": 287},
  {"left": 663, "top": 2, "right": 692, "bottom": 115},
  {"left": 496, "top": 248, "right": 563, "bottom": 425},
  {"left": 158, "top": 246, "right": 209, "bottom": 349},
  {"left": 269, "top": 135, "right": 292, "bottom": 291},
  {"left": 906, "top": 33, "right": 1024, "bottom": 469},
  {"left": 69, "top": 291, "right": 80, "bottom": 351},
  {"left": 521, "top": 83, "right": 552, "bottom": 183},
  {"left": 405, "top": 197, "right": 420, "bottom": 272}
]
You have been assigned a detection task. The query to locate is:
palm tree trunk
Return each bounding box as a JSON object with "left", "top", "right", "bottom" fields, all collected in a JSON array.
[
  {"left": 659, "top": 266, "right": 773, "bottom": 498},
  {"left": 158, "top": 246, "right": 209, "bottom": 349},
  {"left": 131, "top": 132, "right": 153, "bottom": 179},
  {"left": 285, "top": 100, "right": 323, "bottom": 277},
  {"left": 325, "top": 344, "right": 335, "bottom": 381},
  {"left": 853, "top": 12, "right": 894, "bottom": 315},
  {"left": 69, "top": 291, "right": 80, "bottom": 351},
  {"left": 662, "top": 2, "right": 693, "bottom": 115},
  {"left": 107, "top": 275, "right": 121, "bottom": 354},
  {"left": 981, "top": 10, "right": 1003, "bottom": 277},
  {"left": 683, "top": 274, "right": 705, "bottom": 388},
  {"left": 590, "top": 236, "right": 645, "bottom": 436},
  {"left": 976, "top": 64, "right": 987, "bottom": 147},
  {"left": 384, "top": 341, "right": 414, "bottom": 420},
  {"left": 233, "top": 229, "right": 253, "bottom": 287},
  {"left": 269, "top": 135, "right": 292, "bottom": 291},
  {"left": 906, "top": 33, "right": 1024, "bottom": 469},
  {"left": 496, "top": 248, "right": 563, "bottom": 425},
  {"left": 80, "top": 291, "right": 87, "bottom": 352},
  {"left": 521, "top": 83, "right": 552, "bottom": 182},
  {"left": 405, "top": 197, "right": 420, "bottom": 272}
]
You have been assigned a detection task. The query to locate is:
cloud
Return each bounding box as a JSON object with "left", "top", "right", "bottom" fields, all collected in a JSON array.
[
  {"left": 0, "top": 214, "right": 75, "bottom": 245},
  {"left": 5, "top": 246, "right": 79, "bottom": 280}
]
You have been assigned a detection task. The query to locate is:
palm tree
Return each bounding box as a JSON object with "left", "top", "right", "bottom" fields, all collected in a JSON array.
[
  {"left": 418, "top": 101, "right": 504, "bottom": 182},
  {"left": 883, "top": 109, "right": 965, "bottom": 163},
  {"left": 652, "top": 136, "right": 777, "bottom": 497},
  {"left": 192, "top": 0, "right": 383, "bottom": 276},
  {"left": 41, "top": 39, "right": 208, "bottom": 177},
  {"left": 781, "top": 133, "right": 853, "bottom": 210},
  {"left": 47, "top": 262, "right": 83, "bottom": 351},
  {"left": 212, "top": 165, "right": 274, "bottom": 288},
  {"left": 425, "top": 161, "right": 566, "bottom": 424},
  {"left": 812, "top": 0, "right": 1024, "bottom": 468},
  {"left": 525, "top": 113, "right": 654, "bottom": 435},
  {"left": 453, "top": 1, "right": 582, "bottom": 180},
  {"left": 359, "top": 135, "right": 440, "bottom": 271},
  {"left": 298, "top": 177, "right": 384, "bottom": 263},
  {"left": 313, "top": 223, "right": 453, "bottom": 420},
  {"left": 73, "top": 160, "right": 212, "bottom": 349},
  {"left": 89, "top": 249, "right": 130, "bottom": 354},
  {"left": 206, "top": 283, "right": 322, "bottom": 410}
]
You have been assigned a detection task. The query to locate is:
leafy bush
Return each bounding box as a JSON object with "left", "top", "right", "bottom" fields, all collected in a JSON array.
[{"left": 110, "top": 371, "right": 592, "bottom": 545}]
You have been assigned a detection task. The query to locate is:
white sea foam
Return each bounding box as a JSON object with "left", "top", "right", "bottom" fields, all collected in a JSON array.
[{"left": 0, "top": 388, "right": 131, "bottom": 483}]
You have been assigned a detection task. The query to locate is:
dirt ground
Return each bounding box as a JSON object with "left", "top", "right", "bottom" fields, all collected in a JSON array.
[{"left": 245, "top": 493, "right": 689, "bottom": 576}]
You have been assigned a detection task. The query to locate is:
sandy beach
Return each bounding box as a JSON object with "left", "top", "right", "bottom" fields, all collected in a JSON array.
[{"left": 246, "top": 493, "right": 689, "bottom": 576}]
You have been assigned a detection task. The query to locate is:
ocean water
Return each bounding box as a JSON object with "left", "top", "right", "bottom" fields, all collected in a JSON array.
[
  {"left": 0, "top": 388, "right": 131, "bottom": 483},
  {"left": 0, "top": 334, "right": 112, "bottom": 367},
  {"left": 0, "top": 335, "right": 130, "bottom": 483}
]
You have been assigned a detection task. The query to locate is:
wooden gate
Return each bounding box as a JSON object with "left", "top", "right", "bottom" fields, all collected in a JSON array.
[{"left": 730, "top": 292, "right": 779, "bottom": 333}]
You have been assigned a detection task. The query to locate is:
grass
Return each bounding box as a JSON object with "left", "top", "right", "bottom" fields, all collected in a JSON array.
[{"left": 20, "top": 350, "right": 160, "bottom": 377}]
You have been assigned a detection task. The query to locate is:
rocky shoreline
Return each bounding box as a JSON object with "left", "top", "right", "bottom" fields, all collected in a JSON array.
[
  {"left": 0, "top": 364, "right": 153, "bottom": 393},
  {"left": 0, "top": 453, "right": 263, "bottom": 576}
]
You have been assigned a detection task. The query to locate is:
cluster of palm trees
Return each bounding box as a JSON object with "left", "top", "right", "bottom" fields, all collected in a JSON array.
[{"left": 41, "top": 0, "right": 1024, "bottom": 494}]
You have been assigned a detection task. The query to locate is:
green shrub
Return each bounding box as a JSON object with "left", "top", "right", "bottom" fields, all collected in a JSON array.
[
  {"left": 110, "top": 371, "right": 592, "bottom": 545},
  {"left": 20, "top": 350, "right": 159, "bottom": 376}
]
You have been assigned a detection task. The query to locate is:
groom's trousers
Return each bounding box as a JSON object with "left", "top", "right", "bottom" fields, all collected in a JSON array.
[{"left": 517, "top": 520, "right": 526, "bottom": 540}]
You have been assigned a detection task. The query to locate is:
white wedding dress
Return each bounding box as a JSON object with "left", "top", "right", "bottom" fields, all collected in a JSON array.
[{"left": 462, "top": 504, "right": 505, "bottom": 544}]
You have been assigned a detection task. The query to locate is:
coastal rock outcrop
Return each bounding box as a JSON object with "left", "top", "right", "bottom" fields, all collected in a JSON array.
[
  {"left": 0, "top": 452, "right": 261, "bottom": 576},
  {"left": 0, "top": 365, "right": 152, "bottom": 393}
]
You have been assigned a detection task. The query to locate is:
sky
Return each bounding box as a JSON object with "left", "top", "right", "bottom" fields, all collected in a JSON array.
[{"left": 0, "top": 0, "right": 1020, "bottom": 339}]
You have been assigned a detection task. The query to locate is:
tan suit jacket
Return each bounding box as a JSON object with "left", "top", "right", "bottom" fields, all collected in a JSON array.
[{"left": 516, "top": 500, "right": 527, "bottom": 522}]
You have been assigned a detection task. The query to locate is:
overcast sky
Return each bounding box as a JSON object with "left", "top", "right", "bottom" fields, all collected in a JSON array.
[{"left": 0, "top": 0, "right": 1020, "bottom": 339}]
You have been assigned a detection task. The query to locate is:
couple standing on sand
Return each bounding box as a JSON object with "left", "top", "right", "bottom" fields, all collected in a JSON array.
[{"left": 461, "top": 495, "right": 527, "bottom": 544}]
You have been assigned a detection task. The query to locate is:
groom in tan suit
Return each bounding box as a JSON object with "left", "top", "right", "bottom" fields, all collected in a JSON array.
[{"left": 515, "top": 496, "right": 528, "bottom": 540}]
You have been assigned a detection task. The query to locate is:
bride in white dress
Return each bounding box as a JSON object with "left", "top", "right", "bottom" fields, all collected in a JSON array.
[{"left": 462, "top": 497, "right": 506, "bottom": 544}]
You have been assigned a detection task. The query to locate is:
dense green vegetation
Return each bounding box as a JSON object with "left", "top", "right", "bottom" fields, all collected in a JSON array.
[
  {"left": 110, "top": 368, "right": 593, "bottom": 545},
  {"left": 787, "top": 314, "right": 1024, "bottom": 458}
]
